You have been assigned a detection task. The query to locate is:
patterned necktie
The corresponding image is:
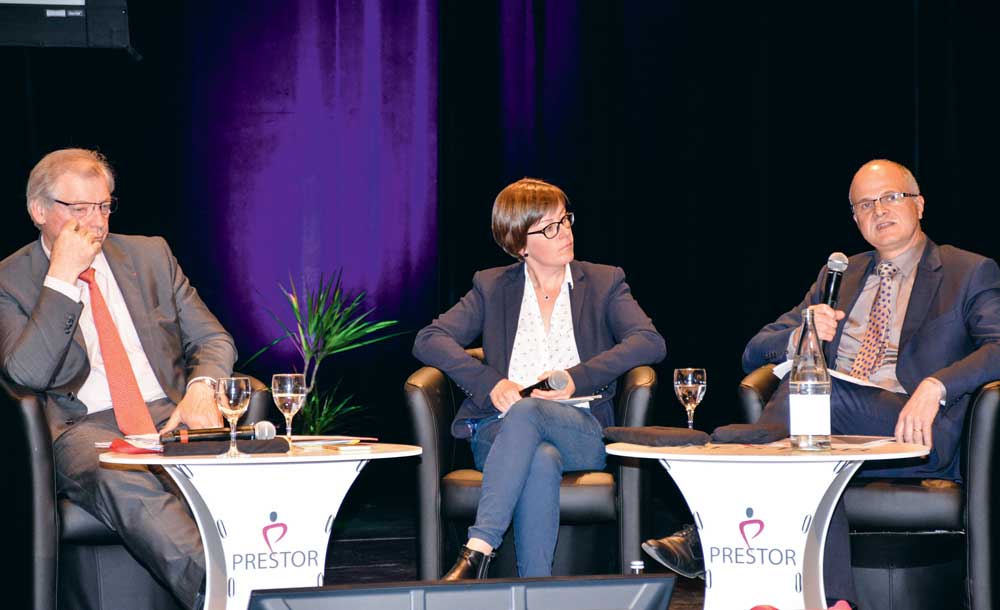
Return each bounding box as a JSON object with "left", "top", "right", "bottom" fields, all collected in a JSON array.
[
  {"left": 849, "top": 261, "right": 900, "bottom": 380},
  {"left": 79, "top": 268, "right": 157, "bottom": 435}
]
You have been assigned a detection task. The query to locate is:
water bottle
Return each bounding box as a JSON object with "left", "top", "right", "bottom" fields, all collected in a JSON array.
[{"left": 789, "top": 308, "right": 831, "bottom": 450}]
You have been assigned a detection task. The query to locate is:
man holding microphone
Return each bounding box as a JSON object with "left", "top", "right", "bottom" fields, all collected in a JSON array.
[{"left": 645, "top": 159, "right": 1000, "bottom": 607}]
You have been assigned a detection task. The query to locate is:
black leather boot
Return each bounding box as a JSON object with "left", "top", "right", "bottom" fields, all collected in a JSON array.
[{"left": 442, "top": 545, "right": 493, "bottom": 581}]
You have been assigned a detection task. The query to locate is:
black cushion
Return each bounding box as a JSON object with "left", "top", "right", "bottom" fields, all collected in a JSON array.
[
  {"left": 603, "top": 426, "right": 709, "bottom": 446},
  {"left": 844, "top": 480, "right": 963, "bottom": 532},
  {"left": 59, "top": 499, "right": 119, "bottom": 545},
  {"left": 441, "top": 469, "right": 616, "bottom": 523}
]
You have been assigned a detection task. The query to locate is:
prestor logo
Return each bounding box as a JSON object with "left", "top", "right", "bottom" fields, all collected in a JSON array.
[
  {"left": 262, "top": 511, "right": 288, "bottom": 551},
  {"left": 706, "top": 506, "right": 797, "bottom": 568},
  {"left": 230, "top": 511, "right": 319, "bottom": 571},
  {"left": 739, "top": 507, "right": 764, "bottom": 547}
]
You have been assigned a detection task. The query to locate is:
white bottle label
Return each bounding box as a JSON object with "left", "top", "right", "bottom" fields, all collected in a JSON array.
[{"left": 789, "top": 394, "right": 831, "bottom": 436}]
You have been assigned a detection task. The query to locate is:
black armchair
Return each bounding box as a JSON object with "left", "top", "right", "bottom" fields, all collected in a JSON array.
[
  {"left": 6, "top": 375, "right": 273, "bottom": 610},
  {"left": 404, "top": 348, "right": 657, "bottom": 579},
  {"left": 738, "top": 364, "right": 1000, "bottom": 610}
]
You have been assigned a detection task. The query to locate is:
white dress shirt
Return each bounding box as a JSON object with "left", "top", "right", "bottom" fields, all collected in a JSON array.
[
  {"left": 508, "top": 263, "right": 589, "bottom": 408},
  {"left": 41, "top": 238, "right": 168, "bottom": 413}
]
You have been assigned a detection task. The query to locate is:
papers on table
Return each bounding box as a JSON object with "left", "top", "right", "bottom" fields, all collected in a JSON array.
[
  {"left": 95, "top": 433, "right": 162, "bottom": 451},
  {"left": 289, "top": 435, "right": 377, "bottom": 447}
]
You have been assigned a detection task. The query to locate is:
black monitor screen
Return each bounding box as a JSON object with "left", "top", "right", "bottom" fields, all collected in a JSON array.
[
  {"left": 0, "top": 0, "right": 129, "bottom": 49},
  {"left": 248, "top": 575, "right": 675, "bottom": 610}
]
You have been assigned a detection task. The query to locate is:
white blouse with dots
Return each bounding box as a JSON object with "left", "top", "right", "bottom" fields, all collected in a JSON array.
[{"left": 507, "top": 263, "right": 590, "bottom": 409}]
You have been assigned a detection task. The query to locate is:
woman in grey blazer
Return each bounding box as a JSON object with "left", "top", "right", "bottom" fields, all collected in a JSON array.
[{"left": 413, "top": 178, "right": 665, "bottom": 579}]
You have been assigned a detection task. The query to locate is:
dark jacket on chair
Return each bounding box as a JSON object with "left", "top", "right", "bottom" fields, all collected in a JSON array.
[{"left": 413, "top": 260, "right": 666, "bottom": 438}]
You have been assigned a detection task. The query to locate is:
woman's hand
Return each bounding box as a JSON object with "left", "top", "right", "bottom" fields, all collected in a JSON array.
[
  {"left": 532, "top": 370, "right": 576, "bottom": 401},
  {"left": 490, "top": 378, "right": 523, "bottom": 413}
]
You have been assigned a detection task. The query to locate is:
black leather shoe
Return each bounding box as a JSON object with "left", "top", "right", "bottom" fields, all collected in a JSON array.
[
  {"left": 442, "top": 545, "right": 493, "bottom": 581},
  {"left": 642, "top": 524, "right": 705, "bottom": 579}
]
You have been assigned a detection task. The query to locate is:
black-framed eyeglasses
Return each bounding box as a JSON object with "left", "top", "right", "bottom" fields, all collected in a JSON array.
[
  {"left": 51, "top": 196, "right": 118, "bottom": 218},
  {"left": 526, "top": 212, "right": 575, "bottom": 239},
  {"left": 850, "top": 192, "right": 919, "bottom": 216}
]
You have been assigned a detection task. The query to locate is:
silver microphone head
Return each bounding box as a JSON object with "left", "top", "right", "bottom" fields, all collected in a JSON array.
[
  {"left": 548, "top": 370, "right": 570, "bottom": 391},
  {"left": 827, "top": 252, "right": 849, "bottom": 273},
  {"left": 253, "top": 420, "right": 277, "bottom": 440}
]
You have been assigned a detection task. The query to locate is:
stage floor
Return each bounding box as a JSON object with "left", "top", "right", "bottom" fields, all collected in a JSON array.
[{"left": 324, "top": 500, "right": 704, "bottom": 609}]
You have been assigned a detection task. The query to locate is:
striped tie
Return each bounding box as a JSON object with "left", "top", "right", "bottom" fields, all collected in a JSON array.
[
  {"left": 79, "top": 268, "right": 157, "bottom": 435},
  {"left": 849, "top": 261, "right": 900, "bottom": 380}
]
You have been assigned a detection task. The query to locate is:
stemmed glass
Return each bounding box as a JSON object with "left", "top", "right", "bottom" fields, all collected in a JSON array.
[
  {"left": 272, "top": 373, "right": 307, "bottom": 440},
  {"left": 673, "top": 368, "right": 707, "bottom": 430},
  {"left": 215, "top": 377, "right": 252, "bottom": 458}
]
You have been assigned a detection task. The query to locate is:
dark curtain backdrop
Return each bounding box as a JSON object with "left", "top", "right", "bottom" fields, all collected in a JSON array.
[
  {"left": 440, "top": 0, "right": 1000, "bottom": 434},
  {"left": 0, "top": 0, "right": 438, "bottom": 436},
  {"left": 1, "top": 1, "right": 999, "bottom": 597}
]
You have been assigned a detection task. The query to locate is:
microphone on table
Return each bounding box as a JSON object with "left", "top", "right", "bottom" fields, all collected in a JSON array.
[
  {"left": 159, "top": 420, "right": 276, "bottom": 444},
  {"left": 822, "top": 252, "right": 849, "bottom": 309},
  {"left": 519, "top": 370, "right": 571, "bottom": 398}
]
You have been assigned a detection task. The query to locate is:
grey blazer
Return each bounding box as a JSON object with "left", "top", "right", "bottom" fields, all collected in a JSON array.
[
  {"left": 0, "top": 234, "right": 237, "bottom": 440},
  {"left": 413, "top": 260, "right": 666, "bottom": 438}
]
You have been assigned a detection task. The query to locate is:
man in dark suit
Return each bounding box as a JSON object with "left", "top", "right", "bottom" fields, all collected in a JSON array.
[
  {"left": 644, "top": 159, "right": 1000, "bottom": 605},
  {"left": 0, "top": 149, "right": 236, "bottom": 609}
]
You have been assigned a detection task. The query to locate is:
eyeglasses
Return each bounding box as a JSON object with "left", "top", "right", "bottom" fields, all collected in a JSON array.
[
  {"left": 51, "top": 196, "right": 118, "bottom": 218},
  {"left": 526, "top": 213, "right": 575, "bottom": 239},
  {"left": 850, "top": 192, "right": 919, "bottom": 216}
]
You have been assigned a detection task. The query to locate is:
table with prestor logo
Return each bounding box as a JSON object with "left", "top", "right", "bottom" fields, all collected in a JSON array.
[
  {"left": 605, "top": 440, "right": 928, "bottom": 610},
  {"left": 100, "top": 441, "right": 422, "bottom": 610}
]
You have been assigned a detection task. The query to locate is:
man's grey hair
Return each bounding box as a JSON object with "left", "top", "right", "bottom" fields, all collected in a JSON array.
[{"left": 26, "top": 149, "right": 116, "bottom": 224}]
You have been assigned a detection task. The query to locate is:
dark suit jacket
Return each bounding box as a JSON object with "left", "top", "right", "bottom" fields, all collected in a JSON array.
[
  {"left": 413, "top": 260, "right": 666, "bottom": 438},
  {"left": 0, "top": 234, "right": 237, "bottom": 440},
  {"left": 742, "top": 238, "right": 1000, "bottom": 448}
]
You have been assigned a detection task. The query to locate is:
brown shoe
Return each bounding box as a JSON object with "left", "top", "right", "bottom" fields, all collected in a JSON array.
[{"left": 442, "top": 545, "right": 493, "bottom": 581}]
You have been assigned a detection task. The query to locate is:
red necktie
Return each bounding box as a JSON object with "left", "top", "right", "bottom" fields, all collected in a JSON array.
[{"left": 79, "top": 268, "right": 157, "bottom": 435}]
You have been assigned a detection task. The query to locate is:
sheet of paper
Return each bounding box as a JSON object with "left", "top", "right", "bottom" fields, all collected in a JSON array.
[{"left": 771, "top": 360, "right": 901, "bottom": 392}]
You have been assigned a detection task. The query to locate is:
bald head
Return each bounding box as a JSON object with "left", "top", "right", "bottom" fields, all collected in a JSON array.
[{"left": 849, "top": 159, "right": 920, "bottom": 203}]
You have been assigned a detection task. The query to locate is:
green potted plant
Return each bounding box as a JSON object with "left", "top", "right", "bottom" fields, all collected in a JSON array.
[{"left": 245, "top": 271, "right": 402, "bottom": 434}]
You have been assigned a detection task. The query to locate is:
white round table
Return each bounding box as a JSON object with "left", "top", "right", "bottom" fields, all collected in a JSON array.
[
  {"left": 606, "top": 440, "right": 928, "bottom": 610},
  {"left": 100, "top": 442, "right": 421, "bottom": 610}
]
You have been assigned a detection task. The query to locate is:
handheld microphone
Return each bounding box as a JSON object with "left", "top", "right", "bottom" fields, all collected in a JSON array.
[
  {"left": 519, "top": 370, "right": 571, "bottom": 397},
  {"left": 160, "top": 420, "right": 276, "bottom": 444},
  {"left": 822, "top": 252, "right": 849, "bottom": 309}
]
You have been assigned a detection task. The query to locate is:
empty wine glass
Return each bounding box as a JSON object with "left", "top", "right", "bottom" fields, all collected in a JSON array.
[
  {"left": 272, "top": 373, "right": 307, "bottom": 439},
  {"left": 673, "top": 368, "right": 707, "bottom": 430},
  {"left": 215, "top": 377, "right": 252, "bottom": 458}
]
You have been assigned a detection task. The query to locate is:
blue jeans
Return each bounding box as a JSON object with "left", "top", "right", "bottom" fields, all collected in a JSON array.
[{"left": 468, "top": 398, "right": 606, "bottom": 577}]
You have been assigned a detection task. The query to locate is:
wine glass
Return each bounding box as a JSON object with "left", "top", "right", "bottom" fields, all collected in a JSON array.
[
  {"left": 215, "top": 377, "right": 252, "bottom": 458},
  {"left": 673, "top": 368, "right": 707, "bottom": 430},
  {"left": 272, "top": 373, "right": 307, "bottom": 440}
]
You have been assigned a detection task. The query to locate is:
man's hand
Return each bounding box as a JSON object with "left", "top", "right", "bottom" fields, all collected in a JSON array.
[
  {"left": 792, "top": 304, "right": 846, "bottom": 343},
  {"left": 159, "top": 381, "right": 223, "bottom": 434},
  {"left": 532, "top": 370, "right": 576, "bottom": 401},
  {"left": 48, "top": 220, "right": 102, "bottom": 284},
  {"left": 894, "top": 378, "right": 943, "bottom": 447},
  {"left": 490, "top": 378, "right": 524, "bottom": 413}
]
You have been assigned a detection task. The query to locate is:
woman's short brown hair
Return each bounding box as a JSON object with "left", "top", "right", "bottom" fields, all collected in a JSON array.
[{"left": 491, "top": 178, "right": 569, "bottom": 260}]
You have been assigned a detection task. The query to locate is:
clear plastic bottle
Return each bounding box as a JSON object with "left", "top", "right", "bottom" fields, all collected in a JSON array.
[{"left": 789, "top": 308, "right": 832, "bottom": 450}]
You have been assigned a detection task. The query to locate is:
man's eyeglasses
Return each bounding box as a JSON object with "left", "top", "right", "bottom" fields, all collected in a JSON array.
[
  {"left": 526, "top": 213, "right": 575, "bottom": 239},
  {"left": 850, "top": 192, "right": 919, "bottom": 216},
  {"left": 51, "top": 196, "right": 118, "bottom": 219}
]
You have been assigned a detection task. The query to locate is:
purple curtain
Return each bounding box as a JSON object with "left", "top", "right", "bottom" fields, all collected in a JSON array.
[{"left": 186, "top": 0, "right": 438, "bottom": 360}]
